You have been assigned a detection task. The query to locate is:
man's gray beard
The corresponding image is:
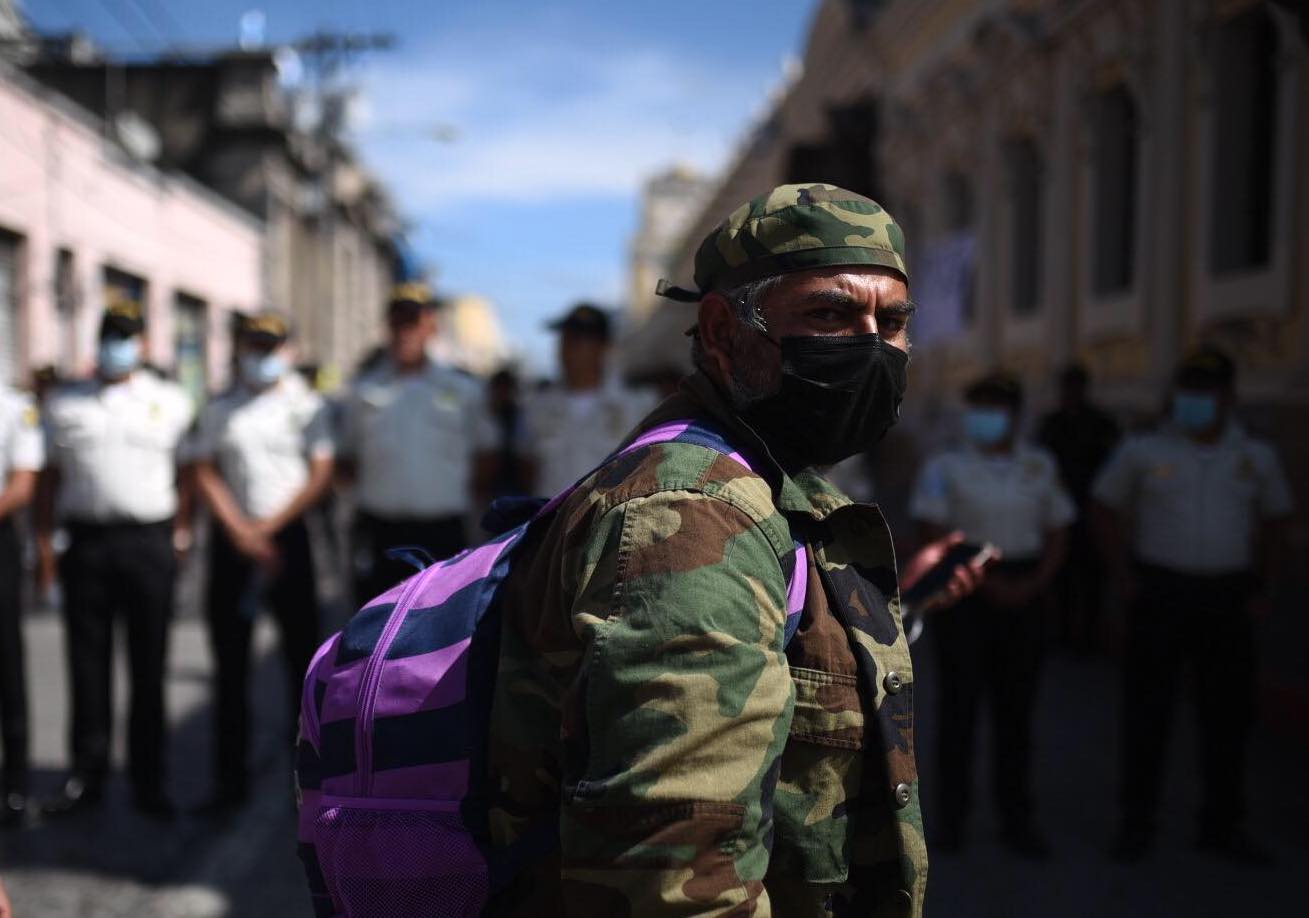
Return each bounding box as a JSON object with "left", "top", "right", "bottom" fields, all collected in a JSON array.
[{"left": 724, "top": 332, "right": 780, "bottom": 411}]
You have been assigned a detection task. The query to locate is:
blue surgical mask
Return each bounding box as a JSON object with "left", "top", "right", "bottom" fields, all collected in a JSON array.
[
  {"left": 240, "top": 352, "right": 286, "bottom": 387},
  {"left": 965, "top": 407, "right": 1012, "bottom": 447},
  {"left": 1173, "top": 392, "right": 1218, "bottom": 432},
  {"left": 98, "top": 336, "right": 141, "bottom": 377}
]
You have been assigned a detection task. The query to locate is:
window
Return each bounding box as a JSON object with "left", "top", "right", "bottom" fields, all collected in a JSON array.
[
  {"left": 897, "top": 201, "right": 921, "bottom": 281},
  {"left": 942, "top": 172, "right": 977, "bottom": 323},
  {"left": 1006, "top": 139, "right": 1043, "bottom": 315},
  {"left": 944, "top": 171, "right": 975, "bottom": 231},
  {"left": 784, "top": 99, "right": 880, "bottom": 199},
  {"left": 1209, "top": 7, "right": 1279, "bottom": 275},
  {"left": 174, "top": 292, "right": 208, "bottom": 408},
  {"left": 1090, "top": 85, "right": 1138, "bottom": 296},
  {"left": 54, "top": 248, "right": 79, "bottom": 373},
  {"left": 0, "top": 230, "right": 23, "bottom": 386},
  {"left": 103, "top": 265, "right": 147, "bottom": 307}
]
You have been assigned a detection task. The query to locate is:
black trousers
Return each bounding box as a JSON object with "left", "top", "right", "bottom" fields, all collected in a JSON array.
[
  {"left": 0, "top": 519, "right": 28, "bottom": 794},
  {"left": 206, "top": 520, "right": 319, "bottom": 799},
  {"left": 1120, "top": 563, "right": 1256, "bottom": 837},
  {"left": 61, "top": 520, "right": 176, "bottom": 794},
  {"left": 352, "top": 512, "right": 466, "bottom": 606},
  {"left": 1054, "top": 518, "right": 1106, "bottom": 653},
  {"left": 930, "top": 561, "right": 1045, "bottom": 836}
]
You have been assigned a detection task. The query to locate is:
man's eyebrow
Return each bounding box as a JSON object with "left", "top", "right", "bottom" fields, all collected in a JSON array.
[
  {"left": 877, "top": 298, "right": 918, "bottom": 317},
  {"left": 796, "top": 289, "right": 864, "bottom": 308}
]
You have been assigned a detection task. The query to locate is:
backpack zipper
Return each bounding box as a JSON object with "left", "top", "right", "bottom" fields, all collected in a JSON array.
[{"left": 354, "top": 570, "right": 432, "bottom": 797}]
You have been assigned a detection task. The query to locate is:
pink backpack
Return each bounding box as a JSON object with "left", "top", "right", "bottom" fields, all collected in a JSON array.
[{"left": 295, "top": 420, "right": 807, "bottom": 916}]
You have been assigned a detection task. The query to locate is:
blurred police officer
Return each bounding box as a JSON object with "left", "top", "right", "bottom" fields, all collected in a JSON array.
[
  {"left": 194, "top": 311, "right": 335, "bottom": 814},
  {"left": 340, "top": 284, "right": 482, "bottom": 603},
  {"left": 512, "top": 303, "right": 655, "bottom": 497},
  {"left": 472, "top": 366, "right": 532, "bottom": 507},
  {"left": 1038, "top": 364, "right": 1120, "bottom": 653},
  {"left": 1094, "top": 348, "right": 1292, "bottom": 864},
  {"left": 911, "top": 371, "right": 1075, "bottom": 857},
  {"left": 0, "top": 382, "right": 42, "bottom": 827},
  {"left": 39, "top": 298, "right": 194, "bottom": 818}
]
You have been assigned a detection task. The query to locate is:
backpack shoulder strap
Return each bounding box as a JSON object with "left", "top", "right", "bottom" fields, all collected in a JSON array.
[{"left": 605, "top": 419, "right": 808, "bottom": 646}]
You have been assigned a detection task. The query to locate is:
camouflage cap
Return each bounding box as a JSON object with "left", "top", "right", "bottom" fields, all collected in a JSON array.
[{"left": 656, "top": 183, "right": 908, "bottom": 303}]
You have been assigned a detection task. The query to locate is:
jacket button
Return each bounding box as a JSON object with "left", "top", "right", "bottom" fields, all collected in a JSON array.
[
  {"left": 893, "top": 889, "right": 913, "bottom": 912},
  {"left": 893, "top": 783, "right": 912, "bottom": 809},
  {"left": 883, "top": 671, "right": 903, "bottom": 694}
]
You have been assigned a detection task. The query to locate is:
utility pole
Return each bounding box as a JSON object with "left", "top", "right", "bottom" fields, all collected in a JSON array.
[{"left": 286, "top": 28, "right": 395, "bottom": 378}]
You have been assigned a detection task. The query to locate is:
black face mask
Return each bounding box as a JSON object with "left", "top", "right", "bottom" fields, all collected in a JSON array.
[{"left": 737, "top": 333, "right": 909, "bottom": 470}]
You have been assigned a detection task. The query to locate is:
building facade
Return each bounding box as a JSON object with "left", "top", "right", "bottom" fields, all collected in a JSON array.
[
  {"left": 635, "top": 0, "right": 1309, "bottom": 719},
  {"left": 21, "top": 45, "right": 401, "bottom": 383},
  {"left": 627, "top": 165, "right": 714, "bottom": 325},
  {"left": 0, "top": 62, "right": 261, "bottom": 398}
]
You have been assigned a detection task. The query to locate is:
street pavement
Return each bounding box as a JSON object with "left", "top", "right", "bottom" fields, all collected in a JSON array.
[
  {"left": 3, "top": 553, "right": 1306, "bottom": 916},
  {"left": 916, "top": 640, "right": 1309, "bottom": 916}
]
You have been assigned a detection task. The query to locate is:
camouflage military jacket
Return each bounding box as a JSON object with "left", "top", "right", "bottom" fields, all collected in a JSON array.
[{"left": 484, "top": 372, "right": 925, "bottom": 917}]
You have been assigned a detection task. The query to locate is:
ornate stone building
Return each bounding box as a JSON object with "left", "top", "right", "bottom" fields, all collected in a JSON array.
[{"left": 633, "top": 0, "right": 1308, "bottom": 713}]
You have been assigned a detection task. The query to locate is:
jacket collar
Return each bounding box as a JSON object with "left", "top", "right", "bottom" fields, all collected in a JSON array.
[{"left": 634, "top": 371, "right": 852, "bottom": 522}]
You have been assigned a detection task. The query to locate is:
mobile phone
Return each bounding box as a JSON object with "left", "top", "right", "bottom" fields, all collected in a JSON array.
[{"left": 900, "top": 541, "right": 997, "bottom": 611}]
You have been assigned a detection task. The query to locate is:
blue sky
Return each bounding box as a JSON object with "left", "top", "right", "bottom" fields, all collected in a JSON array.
[{"left": 22, "top": 1, "right": 814, "bottom": 371}]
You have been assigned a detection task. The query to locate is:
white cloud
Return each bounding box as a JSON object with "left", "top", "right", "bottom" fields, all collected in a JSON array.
[{"left": 350, "top": 25, "right": 774, "bottom": 207}]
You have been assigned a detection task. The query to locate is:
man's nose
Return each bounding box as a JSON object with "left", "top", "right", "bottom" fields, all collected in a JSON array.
[{"left": 856, "top": 313, "right": 879, "bottom": 336}]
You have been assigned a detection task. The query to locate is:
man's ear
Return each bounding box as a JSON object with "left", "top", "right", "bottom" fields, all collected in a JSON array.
[{"left": 698, "top": 292, "right": 736, "bottom": 381}]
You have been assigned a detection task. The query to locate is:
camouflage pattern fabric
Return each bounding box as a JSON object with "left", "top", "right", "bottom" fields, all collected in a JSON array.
[
  {"left": 657, "top": 183, "right": 908, "bottom": 302},
  {"left": 484, "top": 372, "right": 924, "bottom": 917}
]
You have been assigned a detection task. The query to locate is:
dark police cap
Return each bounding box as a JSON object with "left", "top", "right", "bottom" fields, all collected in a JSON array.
[
  {"left": 1175, "top": 347, "right": 1235, "bottom": 389},
  {"left": 388, "top": 281, "right": 438, "bottom": 314},
  {"left": 100, "top": 294, "right": 146, "bottom": 338},
  {"left": 965, "top": 370, "right": 1024, "bottom": 407},
  {"left": 235, "top": 310, "right": 290, "bottom": 345},
  {"left": 547, "top": 303, "right": 611, "bottom": 340}
]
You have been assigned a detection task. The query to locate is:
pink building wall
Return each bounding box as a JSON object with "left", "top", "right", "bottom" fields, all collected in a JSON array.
[{"left": 0, "top": 67, "right": 262, "bottom": 389}]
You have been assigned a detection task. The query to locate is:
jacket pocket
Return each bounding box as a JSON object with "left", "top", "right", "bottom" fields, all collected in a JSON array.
[{"left": 768, "top": 666, "right": 865, "bottom": 885}]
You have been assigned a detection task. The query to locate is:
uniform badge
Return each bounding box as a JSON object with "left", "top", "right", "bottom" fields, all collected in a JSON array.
[
  {"left": 149, "top": 401, "right": 162, "bottom": 422},
  {"left": 22, "top": 405, "right": 39, "bottom": 427},
  {"left": 436, "top": 391, "right": 459, "bottom": 412},
  {"left": 1236, "top": 456, "right": 1256, "bottom": 481}
]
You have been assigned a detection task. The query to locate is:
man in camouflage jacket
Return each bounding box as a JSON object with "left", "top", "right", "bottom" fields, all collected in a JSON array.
[{"left": 483, "top": 184, "right": 979, "bottom": 917}]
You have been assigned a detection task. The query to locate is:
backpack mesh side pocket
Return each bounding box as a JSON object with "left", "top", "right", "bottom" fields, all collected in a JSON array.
[{"left": 313, "top": 801, "right": 488, "bottom": 917}]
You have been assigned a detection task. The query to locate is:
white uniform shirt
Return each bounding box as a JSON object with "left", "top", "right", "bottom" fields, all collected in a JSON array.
[
  {"left": 0, "top": 385, "right": 44, "bottom": 482},
  {"left": 1092, "top": 424, "right": 1293, "bottom": 575},
  {"left": 910, "top": 442, "right": 1077, "bottom": 561},
  {"left": 340, "top": 360, "right": 481, "bottom": 518},
  {"left": 44, "top": 372, "right": 193, "bottom": 523},
  {"left": 195, "top": 373, "right": 334, "bottom": 521},
  {"left": 510, "top": 382, "right": 657, "bottom": 498}
]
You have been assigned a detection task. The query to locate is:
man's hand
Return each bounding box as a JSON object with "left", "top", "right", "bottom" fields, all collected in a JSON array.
[
  {"left": 0, "top": 874, "right": 14, "bottom": 918},
  {"left": 230, "top": 520, "right": 279, "bottom": 569},
  {"left": 902, "top": 530, "right": 992, "bottom": 614},
  {"left": 172, "top": 523, "right": 195, "bottom": 563},
  {"left": 34, "top": 534, "right": 57, "bottom": 596}
]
